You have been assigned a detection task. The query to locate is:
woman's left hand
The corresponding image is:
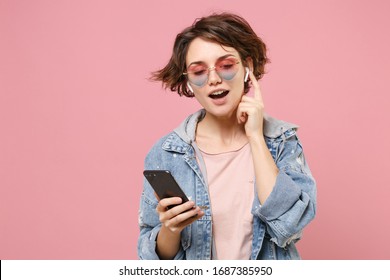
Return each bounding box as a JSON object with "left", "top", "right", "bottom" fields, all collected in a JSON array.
[{"left": 237, "top": 71, "right": 265, "bottom": 140}]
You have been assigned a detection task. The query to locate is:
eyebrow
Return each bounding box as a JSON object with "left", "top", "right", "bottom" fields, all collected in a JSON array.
[{"left": 187, "top": 54, "right": 237, "bottom": 67}]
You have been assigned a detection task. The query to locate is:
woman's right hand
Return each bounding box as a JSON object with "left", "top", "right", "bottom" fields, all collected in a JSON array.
[
  {"left": 156, "top": 197, "right": 204, "bottom": 234},
  {"left": 155, "top": 196, "right": 204, "bottom": 259}
]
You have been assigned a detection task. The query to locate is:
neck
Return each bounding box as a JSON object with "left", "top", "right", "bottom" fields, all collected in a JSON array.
[{"left": 196, "top": 110, "right": 247, "bottom": 151}]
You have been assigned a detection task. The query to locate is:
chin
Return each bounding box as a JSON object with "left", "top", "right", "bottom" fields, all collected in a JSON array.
[{"left": 205, "top": 106, "right": 237, "bottom": 119}]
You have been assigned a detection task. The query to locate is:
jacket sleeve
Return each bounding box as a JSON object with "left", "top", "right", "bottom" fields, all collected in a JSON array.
[
  {"left": 252, "top": 132, "right": 317, "bottom": 248},
  {"left": 137, "top": 148, "right": 186, "bottom": 260},
  {"left": 137, "top": 187, "right": 186, "bottom": 260}
]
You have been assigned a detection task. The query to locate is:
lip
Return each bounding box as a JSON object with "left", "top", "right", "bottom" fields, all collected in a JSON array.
[
  {"left": 208, "top": 88, "right": 229, "bottom": 106},
  {"left": 208, "top": 88, "right": 229, "bottom": 97}
]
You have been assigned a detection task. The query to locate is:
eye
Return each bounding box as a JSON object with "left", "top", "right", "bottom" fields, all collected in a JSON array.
[
  {"left": 217, "top": 59, "right": 237, "bottom": 70},
  {"left": 188, "top": 65, "right": 207, "bottom": 76},
  {"left": 219, "top": 63, "right": 234, "bottom": 69},
  {"left": 193, "top": 69, "right": 207, "bottom": 76}
]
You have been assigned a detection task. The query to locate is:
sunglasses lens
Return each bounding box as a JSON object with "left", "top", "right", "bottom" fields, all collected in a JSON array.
[
  {"left": 187, "top": 65, "right": 208, "bottom": 87},
  {"left": 215, "top": 58, "right": 239, "bottom": 80}
]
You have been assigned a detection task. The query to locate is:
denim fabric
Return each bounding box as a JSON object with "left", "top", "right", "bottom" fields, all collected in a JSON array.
[{"left": 138, "top": 109, "right": 316, "bottom": 260}]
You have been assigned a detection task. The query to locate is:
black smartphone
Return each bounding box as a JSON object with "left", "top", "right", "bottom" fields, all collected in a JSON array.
[{"left": 143, "top": 170, "right": 189, "bottom": 207}]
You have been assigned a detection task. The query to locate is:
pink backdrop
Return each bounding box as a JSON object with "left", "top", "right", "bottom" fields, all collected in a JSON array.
[{"left": 1, "top": 0, "right": 389, "bottom": 259}]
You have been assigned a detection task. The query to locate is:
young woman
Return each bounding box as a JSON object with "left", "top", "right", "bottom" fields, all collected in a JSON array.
[{"left": 138, "top": 13, "right": 316, "bottom": 260}]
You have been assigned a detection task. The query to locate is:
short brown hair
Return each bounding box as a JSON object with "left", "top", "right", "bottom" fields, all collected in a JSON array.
[{"left": 151, "top": 12, "right": 270, "bottom": 97}]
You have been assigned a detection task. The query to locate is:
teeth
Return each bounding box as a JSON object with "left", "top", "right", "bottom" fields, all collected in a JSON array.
[{"left": 210, "top": 90, "right": 225, "bottom": 95}]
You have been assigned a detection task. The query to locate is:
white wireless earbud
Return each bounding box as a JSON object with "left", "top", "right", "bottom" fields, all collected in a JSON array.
[
  {"left": 244, "top": 67, "right": 250, "bottom": 82},
  {"left": 187, "top": 82, "right": 194, "bottom": 94}
]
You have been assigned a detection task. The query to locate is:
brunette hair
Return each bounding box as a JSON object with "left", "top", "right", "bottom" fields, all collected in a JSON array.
[{"left": 151, "top": 12, "right": 270, "bottom": 97}]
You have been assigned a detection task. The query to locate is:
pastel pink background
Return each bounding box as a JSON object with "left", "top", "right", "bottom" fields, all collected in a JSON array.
[{"left": 1, "top": 0, "right": 389, "bottom": 259}]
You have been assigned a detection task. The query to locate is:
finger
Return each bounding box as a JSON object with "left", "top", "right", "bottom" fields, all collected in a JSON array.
[
  {"left": 177, "top": 207, "right": 204, "bottom": 228},
  {"left": 241, "top": 95, "right": 260, "bottom": 104},
  {"left": 237, "top": 102, "right": 256, "bottom": 115},
  {"left": 157, "top": 197, "right": 183, "bottom": 212},
  {"left": 238, "top": 106, "right": 257, "bottom": 121},
  {"left": 178, "top": 206, "right": 202, "bottom": 222},
  {"left": 236, "top": 104, "right": 247, "bottom": 124},
  {"left": 238, "top": 100, "right": 263, "bottom": 113},
  {"left": 166, "top": 206, "right": 200, "bottom": 227},
  {"left": 248, "top": 71, "right": 263, "bottom": 102},
  {"left": 164, "top": 200, "right": 196, "bottom": 219},
  {"left": 178, "top": 211, "right": 205, "bottom": 228}
]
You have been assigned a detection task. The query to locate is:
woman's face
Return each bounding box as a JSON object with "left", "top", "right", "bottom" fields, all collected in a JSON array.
[{"left": 185, "top": 37, "right": 247, "bottom": 119}]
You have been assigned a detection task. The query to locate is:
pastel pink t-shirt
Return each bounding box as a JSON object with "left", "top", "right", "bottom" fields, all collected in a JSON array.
[{"left": 200, "top": 143, "right": 255, "bottom": 260}]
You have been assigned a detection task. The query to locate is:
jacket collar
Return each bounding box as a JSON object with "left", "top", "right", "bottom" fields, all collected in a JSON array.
[
  {"left": 162, "top": 109, "right": 299, "bottom": 152},
  {"left": 263, "top": 113, "right": 299, "bottom": 138}
]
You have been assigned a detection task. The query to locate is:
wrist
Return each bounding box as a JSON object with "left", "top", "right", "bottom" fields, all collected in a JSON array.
[
  {"left": 160, "top": 224, "right": 182, "bottom": 237},
  {"left": 156, "top": 225, "right": 181, "bottom": 260},
  {"left": 247, "top": 131, "right": 265, "bottom": 144}
]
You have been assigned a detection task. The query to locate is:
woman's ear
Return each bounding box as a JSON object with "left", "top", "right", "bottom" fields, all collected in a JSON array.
[{"left": 245, "top": 57, "right": 254, "bottom": 72}]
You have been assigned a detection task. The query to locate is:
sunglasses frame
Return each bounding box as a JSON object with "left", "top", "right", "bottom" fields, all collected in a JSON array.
[{"left": 183, "top": 60, "right": 241, "bottom": 87}]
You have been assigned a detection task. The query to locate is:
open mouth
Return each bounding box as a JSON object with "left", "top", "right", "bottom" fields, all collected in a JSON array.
[{"left": 209, "top": 90, "right": 229, "bottom": 99}]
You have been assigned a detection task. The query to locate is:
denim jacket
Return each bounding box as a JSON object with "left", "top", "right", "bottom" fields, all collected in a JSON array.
[{"left": 138, "top": 109, "right": 316, "bottom": 260}]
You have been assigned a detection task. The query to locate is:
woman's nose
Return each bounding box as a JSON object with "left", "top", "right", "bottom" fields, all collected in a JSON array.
[{"left": 207, "top": 68, "right": 222, "bottom": 85}]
